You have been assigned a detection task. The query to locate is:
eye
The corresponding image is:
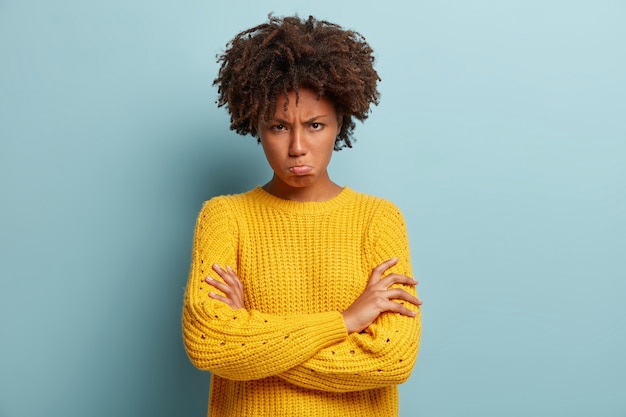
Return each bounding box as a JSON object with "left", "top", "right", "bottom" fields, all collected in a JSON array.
[
  {"left": 271, "top": 124, "right": 286, "bottom": 132},
  {"left": 310, "top": 122, "right": 324, "bottom": 130}
]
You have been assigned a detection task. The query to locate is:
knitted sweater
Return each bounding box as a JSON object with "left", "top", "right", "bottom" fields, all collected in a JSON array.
[{"left": 183, "top": 187, "right": 421, "bottom": 417}]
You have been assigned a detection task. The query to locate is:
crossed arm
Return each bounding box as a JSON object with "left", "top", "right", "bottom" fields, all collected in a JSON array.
[
  {"left": 182, "top": 197, "right": 422, "bottom": 391},
  {"left": 206, "top": 258, "right": 422, "bottom": 392},
  {"left": 208, "top": 258, "right": 421, "bottom": 335}
]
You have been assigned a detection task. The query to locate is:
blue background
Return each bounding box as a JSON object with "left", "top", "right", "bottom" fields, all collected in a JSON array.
[{"left": 1, "top": 1, "right": 624, "bottom": 416}]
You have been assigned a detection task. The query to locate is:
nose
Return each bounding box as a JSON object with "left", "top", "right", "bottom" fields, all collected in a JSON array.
[{"left": 288, "top": 128, "right": 307, "bottom": 156}]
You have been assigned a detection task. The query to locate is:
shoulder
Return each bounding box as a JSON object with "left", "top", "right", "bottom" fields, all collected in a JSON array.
[
  {"left": 347, "top": 188, "right": 405, "bottom": 218},
  {"left": 346, "top": 189, "right": 408, "bottom": 240},
  {"left": 195, "top": 188, "right": 261, "bottom": 230},
  {"left": 200, "top": 188, "right": 260, "bottom": 212}
]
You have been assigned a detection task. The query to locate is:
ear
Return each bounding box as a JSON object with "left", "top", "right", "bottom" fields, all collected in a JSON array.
[{"left": 336, "top": 115, "right": 343, "bottom": 134}]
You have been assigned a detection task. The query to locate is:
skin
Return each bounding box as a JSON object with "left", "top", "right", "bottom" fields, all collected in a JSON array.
[
  {"left": 206, "top": 86, "right": 422, "bottom": 333},
  {"left": 258, "top": 87, "right": 343, "bottom": 202}
]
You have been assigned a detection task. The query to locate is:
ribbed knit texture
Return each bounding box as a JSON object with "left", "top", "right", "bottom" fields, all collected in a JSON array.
[{"left": 183, "top": 187, "right": 421, "bottom": 417}]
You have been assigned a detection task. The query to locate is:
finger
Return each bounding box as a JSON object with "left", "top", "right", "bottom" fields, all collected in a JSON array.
[
  {"left": 205, "top": 277, "right": 231, "bottom": 294},
  {"left": 369, "top": 258, "right": 399, "bottom": 284},
  {"left": 225, "top": 265, "right": 244, "bottom": 291},
  {"left": 213, "top": 265, "right": 245, "bottom": 306},
  {"left": 212, "top": 263, "right": 229, "bottom": 280},
  {"left": 378, "top": 273, "right": 418, "bottom": 288},
  {"left": 384, "top": 300, "right": 419, "bottom": 317},
  {"left": 222, "top": 265, "right": 244, "bottom": 303},
  {"left": 385, "top": 288, "right": 422, "bottom": 306},
  {"left": 208, "top": 291, "right": 238, "bottom": 309},
  {"left": 213, "top": 264, "right": 239, "bottom": 286}
]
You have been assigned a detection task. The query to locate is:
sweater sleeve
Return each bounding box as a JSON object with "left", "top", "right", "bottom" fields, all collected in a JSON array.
[
  {"left": 182, "top": 197, "right": 348, "bottom": 381},
  {"left": 276, "top": 200, "right": 421, "bottom": 392}
]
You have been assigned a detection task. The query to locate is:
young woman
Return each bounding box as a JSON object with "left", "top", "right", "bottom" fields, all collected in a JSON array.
[{"left": 183, "top": 15, "right": 422, "bottom": 417}]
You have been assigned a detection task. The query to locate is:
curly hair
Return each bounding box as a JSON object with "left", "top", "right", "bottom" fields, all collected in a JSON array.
[{"left": 213, "top": 14, "right": 380, "bottom": 150}]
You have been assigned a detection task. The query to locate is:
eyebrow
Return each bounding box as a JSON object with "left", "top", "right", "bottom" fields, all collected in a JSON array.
[{"left": 268, "top": 115, "right": 329, "bottom": 125}]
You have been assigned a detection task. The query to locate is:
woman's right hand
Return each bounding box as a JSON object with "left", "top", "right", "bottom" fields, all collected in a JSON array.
[
  {"left": 341, "top": 258, "right": 422, "bottom": 334},
  {"left": 206, "top": 264, "right": 246, "bottom": 310}
]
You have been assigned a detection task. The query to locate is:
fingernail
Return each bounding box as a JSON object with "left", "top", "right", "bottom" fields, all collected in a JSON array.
[{"left": 206, "top": 277, "right": 213, "bottom": 282}]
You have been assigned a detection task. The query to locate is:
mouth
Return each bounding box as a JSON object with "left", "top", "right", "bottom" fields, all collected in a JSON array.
[{"left": 289, "top": 165, "right": 313, "bottom": 175}]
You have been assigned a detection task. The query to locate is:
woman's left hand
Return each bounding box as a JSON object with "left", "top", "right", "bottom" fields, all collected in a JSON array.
[{"left": 205, "top": 264, "right": 245, "bottom": 309}]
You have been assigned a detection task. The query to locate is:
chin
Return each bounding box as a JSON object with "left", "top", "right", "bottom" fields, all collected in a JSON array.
[{"left": 288, "top": 177, "right": 315, "bottom": 187}]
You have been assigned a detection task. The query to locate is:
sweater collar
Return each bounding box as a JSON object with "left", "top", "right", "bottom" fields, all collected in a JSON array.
[{"left": 249, "top": 186, "right": 355, "bottom": 214}]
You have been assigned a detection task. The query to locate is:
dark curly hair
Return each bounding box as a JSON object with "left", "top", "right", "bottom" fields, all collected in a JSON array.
[{"left": 213, "top": 14, "right": 380, "bottom": 150}]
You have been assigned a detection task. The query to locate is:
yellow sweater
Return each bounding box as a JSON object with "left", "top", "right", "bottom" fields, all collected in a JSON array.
[{"left": 183, "top": 187, "right": 421, "bottom": 417}]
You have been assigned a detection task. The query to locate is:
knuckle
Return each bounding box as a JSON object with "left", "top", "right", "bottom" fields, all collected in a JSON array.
[
  {"left": 390, "top": 288, "right": 404, "bottom": 296},
  {"left": 372, "top": 298, "right": 384, "bottom": 308}
]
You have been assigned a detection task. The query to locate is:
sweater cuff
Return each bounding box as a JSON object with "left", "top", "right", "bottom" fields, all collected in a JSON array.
[{"left": 301, "top": 311, "right": 348, "bottom": 348}]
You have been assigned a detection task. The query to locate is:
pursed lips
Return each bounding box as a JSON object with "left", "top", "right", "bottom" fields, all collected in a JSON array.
[{"left": 289, "top": 165, "right": 313, "bottom": 175}]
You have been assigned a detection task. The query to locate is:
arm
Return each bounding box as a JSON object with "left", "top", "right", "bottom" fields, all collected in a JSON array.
[
  {"left": 276, "top": 201, "right": 422, "bottom": 392},
  {"left": 182, "top": 197, "right": 348, "bottom": 381}
]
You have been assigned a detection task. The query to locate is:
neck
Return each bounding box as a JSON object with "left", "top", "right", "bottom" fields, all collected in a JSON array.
[{"left": 262, "top": 176, "right": 343, "bottom": 202}]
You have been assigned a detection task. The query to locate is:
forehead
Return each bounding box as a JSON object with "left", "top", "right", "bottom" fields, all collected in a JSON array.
[{"left": 270, "top": 87, "right": 337, "bottom": 118}]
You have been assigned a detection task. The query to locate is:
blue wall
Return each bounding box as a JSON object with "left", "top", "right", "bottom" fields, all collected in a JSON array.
[{"left": 1, "top": 1, "right": 624, "bottom": 416}]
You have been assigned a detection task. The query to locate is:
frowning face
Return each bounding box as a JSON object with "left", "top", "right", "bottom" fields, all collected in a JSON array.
[{"left": 258, "top": 87, "right": 342, "bottom": 202}]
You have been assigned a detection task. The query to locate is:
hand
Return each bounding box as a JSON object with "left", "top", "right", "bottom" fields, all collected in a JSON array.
[
  {"left": 205, "top": 264, "right": 245, "bottom": 309},
  {"left": 341, "top": 258, "right": 422, "bottom": 334}
]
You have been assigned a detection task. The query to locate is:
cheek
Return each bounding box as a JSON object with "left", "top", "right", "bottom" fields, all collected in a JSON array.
[
  {"left": 317, "top": 141, "right": 335, "bottom": 165},
  {"left": 325, "top": 131, "right": 339, "bottom": 153},
  {"left": 260, "top": 141, "right": 283, "bottom": 167}
]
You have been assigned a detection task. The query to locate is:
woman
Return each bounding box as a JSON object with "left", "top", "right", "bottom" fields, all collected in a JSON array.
[{"left": 183, "top": 15, "right": 422, "bottom": 417}]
